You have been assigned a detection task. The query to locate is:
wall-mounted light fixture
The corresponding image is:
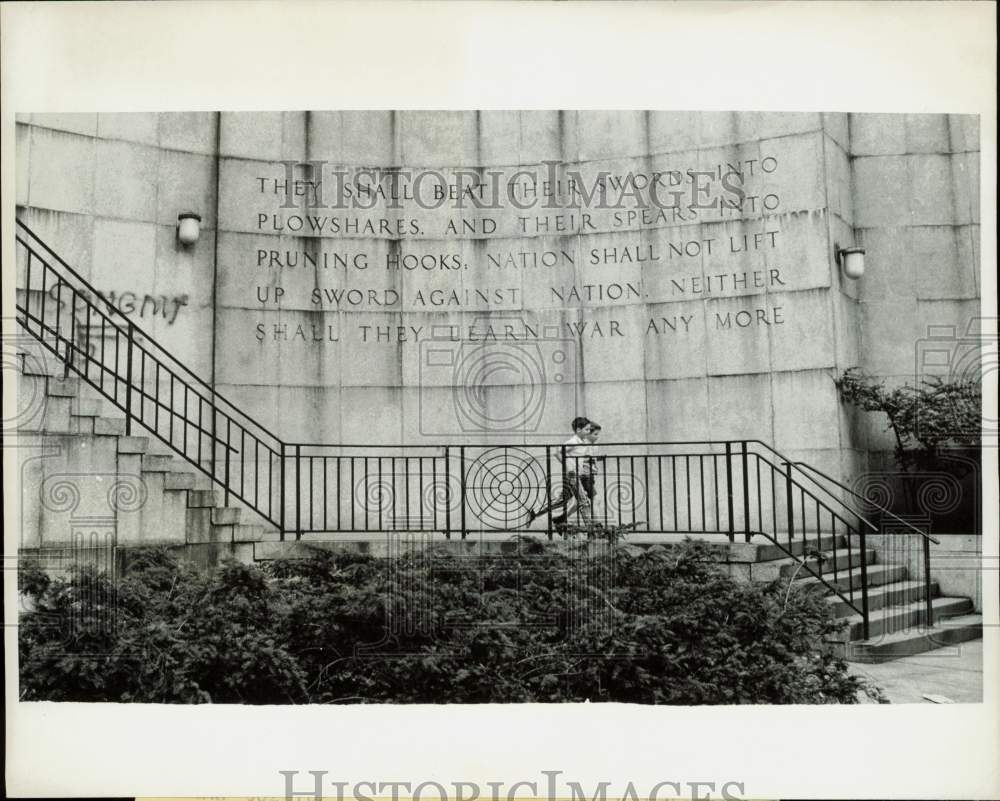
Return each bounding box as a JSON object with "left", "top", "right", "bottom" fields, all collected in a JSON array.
[
  {"left": 177, "top": 212, "right": 202, "bottom": 246},
  {"left": 838, "top": 246, "right": 866, "bottom": 280}
]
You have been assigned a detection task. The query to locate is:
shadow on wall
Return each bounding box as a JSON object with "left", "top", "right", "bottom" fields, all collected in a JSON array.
[{"left": 857, "top": 448, "right": 982, "bottom": 535}]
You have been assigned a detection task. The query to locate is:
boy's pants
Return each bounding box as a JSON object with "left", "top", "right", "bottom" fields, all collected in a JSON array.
[{"left": 550, "top": 472, "right": 595, "bottom": 525}]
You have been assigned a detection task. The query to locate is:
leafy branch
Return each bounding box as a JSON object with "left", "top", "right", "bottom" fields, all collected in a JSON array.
[{"left": 834, "top": 367, "right": 981, "bottom": 471}]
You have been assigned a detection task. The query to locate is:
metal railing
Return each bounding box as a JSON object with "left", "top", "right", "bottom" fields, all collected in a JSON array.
[
  {"left": 16, "top": 218, "right": 920, "bottom": 636},
  {"left": 16, "top": 220, "right": 286, "bottom": 531},
  {"left": 788, "top": 460, "right": 939, "bottom": 630},
  {"left": 277, "top": 440, "right": 860, "bottom": 540}
]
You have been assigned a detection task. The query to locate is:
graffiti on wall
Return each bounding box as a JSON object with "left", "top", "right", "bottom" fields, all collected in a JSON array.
[{"left": 46, "top": 285, "right": 189, "bottom": 325}]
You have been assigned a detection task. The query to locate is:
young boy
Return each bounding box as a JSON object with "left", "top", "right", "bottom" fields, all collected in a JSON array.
[
  {"left": 579, "top": 421, "right": 603, "bottom": 521},
  {"left": 527, "top": 416, "right": 594, "bottom": 530}
]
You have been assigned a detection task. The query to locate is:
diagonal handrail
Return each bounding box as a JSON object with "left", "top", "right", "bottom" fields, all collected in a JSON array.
[
  {"left": 15, "top": 220, "right": 284, "bottom": 449},
  {"left": 745, "top": 440, "right": 940, "bottom": 637},
  {"left": 19, "top": 310, "right": 237, "bottom": 452},
  {"left": 752, "top": 451, "right": 859, "bottom": 535},
  {"left": 788, "top": 458, "right": 939, "bottom": 631},
  {"left": 790, "top": 460, "right": 941, "bottom": 544},
  {"left": 15, "top": 219, "right": 288, "bottom": 530},
  {"left": 16, "top": 294, "right": 285, "bottom": 529},
  {"left": 745, "top": 439, "right": 882, "bottom": 529},
  {"left": 749, "top": 450, "right": 869, "bottom": 624},
  {"left": 787, "top": 463, "right": 881, "bottom": 533}
]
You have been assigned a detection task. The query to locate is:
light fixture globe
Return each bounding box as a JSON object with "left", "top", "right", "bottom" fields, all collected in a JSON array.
[
  {"left": 839, "top": 246, "right": 865, "bottom": 279},
  {"left": 177, "top": 212, "right": 202, "bottom": 246}
]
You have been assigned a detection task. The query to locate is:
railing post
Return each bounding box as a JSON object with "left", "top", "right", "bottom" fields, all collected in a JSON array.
[
  {"left": 561, "top": 444, "right": 569, "bottom": 533},
  {"left": 923, "top": 533, "right": 934, "bottom": 628},
  {"left": 25, "top": 249, "right": 33, "bottom": 328},
  {"left": 65, "top": 300, "right": 76, "bottom": 379},
  {"left": 545, "top": 445, "right": 553, "bottom": 540},
  {"left": 741, "top": 440, "right": 751, "bottom": 542},
  {"left": 125, "top": 321, "right": 134, "bottom": 435},
  {"left": 859, "top": 525, "right": 871, "bottom": 640},
  {"left": 444, "top": 446, "right": 452, "bottom": 539},
  {"left": 279, "top": 443, "right": 286, "bottom": 540},
  {"left": 224, "top": 418, "right": 231, "bottom": 508},
  {"left": 784, "top": 460, "right": 795, "bottom": 547},
  {"left": 459, "top": 446, "right": 467, "bottom": 540},
  {"left": 210, "top": 397, "right": 217, "bottom": 486},
  {"left": 295, "top": 444, "right": 302, "bottom": 540},
  {"left": 55, "top": 278, "right": 63, "bottom": 360},
  {"left": 724, "top": 442, "right": 735, "bottom": 542}
]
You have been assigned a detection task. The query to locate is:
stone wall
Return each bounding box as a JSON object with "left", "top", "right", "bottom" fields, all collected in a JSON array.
[
  {"left": 843, "top": 114, "right": 982, "bottom": 530},
  {"left": 848, "top": 114, "right": 982, "bottom": 455},
  {"left": 14, "top": 111, "right": 981, "bottom": 498},
  {"left": 16, "top": 113, "right": 219, "bottom": 379}
]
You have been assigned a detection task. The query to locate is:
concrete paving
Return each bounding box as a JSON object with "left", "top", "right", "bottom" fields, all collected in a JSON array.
[{"left": 849, "top": 638, "right": 983, "bottom": 703}]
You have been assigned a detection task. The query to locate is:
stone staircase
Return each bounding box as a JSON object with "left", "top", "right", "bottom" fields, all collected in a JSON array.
[
  {"left": 719, "top": 533, "right": 982, "bottom": 663},
  {"left": 14, "top": 353, "right": 279, "bottom": 568}
]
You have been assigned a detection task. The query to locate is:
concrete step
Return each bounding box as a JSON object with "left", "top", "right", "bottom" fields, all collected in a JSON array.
[
  {"left": 209, "top": 525, "right": 271, "bottom": 545},
  {"left": 15, "top": 391, "right": 71, "bottom": 434},
  {"left": 752, "top": 534, "right": 847, "bottom": 562},
  {"left": 69, "top": 416, "right": 95, "bottom": 435},
  {"left": 750, "top": 548, "right": 877, "bottom": 582},
  {"left": 188, "top": 473, "right": 217, "bottom": 491},
  {"left": 150, "top": 448, "right": 214, "bottom": 487},
  {"left": 231, "top": 524, "right": 267, "bottom": 542},
  {"left": 211, "top": 507, "right": 241, "bottom": 526},
  {"left": 163, "top": 471, "right": 197, "bottom": 491},
  {"left": 187, "top": 489, "right": 219, "bottom": 508},
  {"left": 69, "top": 395, "right": 101, "bottom": 436},
  {"left": 185, "top": 507, "right": 214, "bottom": 543},
  {"left": 146, "top": 438, "right": 181, "bottom": 458},
  {"left": 846, "top": 614, "right": 983, "bottom": 663},
  {"left": 835, "top": 596, "right": 975, "bottom": 642},
  {"left": 93, "top": 416, "right": 127, "bottom": 436},
  {"left": 70, "top": 397, "right": 103, "bottom": 417},
  {"left": 799, "top": 562, "right": 908, "bottom": 595},
  {"left": 779, "top": 548, "right": 876, "bottom": 578},
  {"left": 141, "top": 454, "right": 175, "bottom": 473},
  {"left": 117, "top": 436, "right": 149, "bottom": 455},
  {"left": 45, "top": 375, "right": 79, "bottom": 397},
  {"left": 209, "top": 523, "right": 238, "bottom": 543},
  {"left": 19, "top": 357, "right": 62, "bottom": 379},
  {"left": 826, "top": 579, "right": 940, "bottom": 619},
  {"left": 185, "top": 509, "right": 244, "bottom": 543}
]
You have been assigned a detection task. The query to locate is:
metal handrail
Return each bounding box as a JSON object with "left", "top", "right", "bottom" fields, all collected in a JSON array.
[
  {"left": 785, "top": 462, "right": 881, "bottom": 533},
  {"left": 284, "top": 438, "right": 771, "bottom": 448},
  {"left": 16, "top": 220, "right": 283, "bottom": 451},
  {"left": 15, "top": 224, "right": 290, "bottom": 531},
  {"left": 16, "top": 304, "right": 240, "bottom": 454},
  {"left": 791, "top": 460, "right": 941, "bottom": 545},
  {"left": 744, "top": 439, "right": 884, "bottom": 527},
  {"left": 791, "top": 459, "right": 938, "bottom": 628},
  {"left": 752, "top": 452, "right": 860, "bottom": 534}
]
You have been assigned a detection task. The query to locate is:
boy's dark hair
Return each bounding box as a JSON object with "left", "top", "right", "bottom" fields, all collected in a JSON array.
[
  {"left": 587, "top": 422, "right": 602, "bottom": 431},
  {"left": 571, "top": 416, "right": 591, "bottom": 431}
]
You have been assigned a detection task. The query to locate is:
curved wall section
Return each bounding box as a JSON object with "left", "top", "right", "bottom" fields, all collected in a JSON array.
[
  {"left": 214, "top": 111, "right": 849, "bottom": 466},
  {"left": 14, "top": 111, "right": 981, "bottom": 486}
]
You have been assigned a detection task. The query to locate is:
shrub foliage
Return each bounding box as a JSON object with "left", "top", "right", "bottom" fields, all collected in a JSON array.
[
  {"left": 19, "top": 541, "right": 863, "bottom": 704},
  {"left": 835, "top": 367, "right": 981, "bottom": 470}
]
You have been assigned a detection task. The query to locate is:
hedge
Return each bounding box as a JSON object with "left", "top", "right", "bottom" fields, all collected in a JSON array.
[{"left": 18, "top": 539, "right": 867, "bottom": 704}]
